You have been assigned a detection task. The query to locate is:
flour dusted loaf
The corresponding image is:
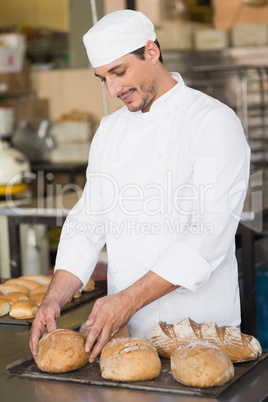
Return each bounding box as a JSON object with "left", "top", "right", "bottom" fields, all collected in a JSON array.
[
  {"left": 147, "top": 317, "right": 262, "bottom": 362},
  {"left": 36, "top": 329, "right": 89, "bottom": 373},
  {"left": 171, "top": 341, "right": 234, "bottom": 388},
  {"left": 100, "top": 338, "right": 161, "bottom": 382}
]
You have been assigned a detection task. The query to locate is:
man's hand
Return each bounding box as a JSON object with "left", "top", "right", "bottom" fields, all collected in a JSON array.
[
  {"left": 29, "top": 299, "right": 61, "bottom": 359},
  {"left": 84, "top": 292, "right": 136, "bottom": 362},
  {"left": 84, "top": 270, "right": 179, "bottom": 362},
  {"left": 29, "top": 269, "right": 83, "bottom": 359}
]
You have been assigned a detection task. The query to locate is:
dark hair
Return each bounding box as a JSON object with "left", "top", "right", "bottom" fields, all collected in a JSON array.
[{"left": 131, "top": 39, "right": 163, "bottom": 64}]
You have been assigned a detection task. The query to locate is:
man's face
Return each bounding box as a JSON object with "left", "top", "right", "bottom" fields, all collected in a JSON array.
[{"left": 94, "top": 53, "right": 158, "bottom": 113}]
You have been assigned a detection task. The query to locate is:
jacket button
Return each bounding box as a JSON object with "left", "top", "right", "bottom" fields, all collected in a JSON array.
[
  {"left": 157, "top": 153, "right": 163, "bottom": 159},
  {"left": 114, "top": 156, "right": 120, "bottom": 161}
]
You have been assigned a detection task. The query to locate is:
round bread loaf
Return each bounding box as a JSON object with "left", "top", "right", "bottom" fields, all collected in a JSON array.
[
  {"left": 9, "top": 300, "right": 38, "bottom": 319},
  {"left": 0, "top": 284, "right": 29, "bottom": 295},
  {"left": 0, "top": 299, "right": 11, "bottom": 316},
  {"left": 36, "top": 329, "right": 89, "bottom": 373},
  {"left": 0, "top": 291, "right": 28, "bottom": 305},
  {"left": 5, "top": 278, "right": 41, "bottom": 291},
  {"left": 83, "top": 278, "right": 95, "bottom": 292},
  {"left": 20, "top": 275, "right": 51, "bottom": 285},
  {"left": 171, "top": 341, "right": 234, "bottom": 388},
  {"left": 100, "top": 338, "right": 161, "bottom": 382}
]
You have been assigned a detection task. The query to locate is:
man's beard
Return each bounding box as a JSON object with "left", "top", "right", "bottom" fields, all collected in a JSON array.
[{"left": 122, "top": 80, "right": 157, "bottom": 112}]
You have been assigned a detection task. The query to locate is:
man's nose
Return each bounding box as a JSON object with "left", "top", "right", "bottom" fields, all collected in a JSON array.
[{"left": 106, "top": 77, "right": 122, "bottom": 98}]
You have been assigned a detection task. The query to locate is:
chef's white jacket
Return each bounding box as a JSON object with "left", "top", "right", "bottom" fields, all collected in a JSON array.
[{"left": 55, "top": 73, "right": 250, "bottom": 338}]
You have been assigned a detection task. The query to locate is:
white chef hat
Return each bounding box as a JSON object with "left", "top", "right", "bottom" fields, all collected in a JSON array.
[{"left": 83, "top": 10, "right": 156, "bottom": 68}]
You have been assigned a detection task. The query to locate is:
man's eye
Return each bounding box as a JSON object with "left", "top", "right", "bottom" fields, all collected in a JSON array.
[{"left": 117, "top": 70, "right": 126, "bottom": 76}]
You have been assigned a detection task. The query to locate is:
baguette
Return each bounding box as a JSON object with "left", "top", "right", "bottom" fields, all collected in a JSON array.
[
  {"left": 100, "top": 338, "right": 161, "bottom": 381},
  {"left": 147, "top": 317, "right": 262, "bottom": 362},
  {"left": 171, "top": 341, "right": 234, "bottom": 387}
]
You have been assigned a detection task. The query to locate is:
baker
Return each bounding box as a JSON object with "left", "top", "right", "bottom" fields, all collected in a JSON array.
[{"left": 30, "top": 10, "right": 250, "bottom": 363}]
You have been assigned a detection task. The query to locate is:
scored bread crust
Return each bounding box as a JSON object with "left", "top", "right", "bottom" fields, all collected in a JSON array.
[
  {"left": 147, "top": 317, "right": 262, "bottom": 362},
  {"left": 171, "top": 341, "right": 234, "bottom": 387},
  {"left": 100, "top": 338, "right": 161, "bottom": 382},
  {"left": 36, "top": 329, "right": 89, "bottom": 373}
]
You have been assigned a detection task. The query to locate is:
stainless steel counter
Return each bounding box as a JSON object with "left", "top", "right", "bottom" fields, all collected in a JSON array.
[{"left": 1, "top": 301, "right": 268, "bottom": 402}]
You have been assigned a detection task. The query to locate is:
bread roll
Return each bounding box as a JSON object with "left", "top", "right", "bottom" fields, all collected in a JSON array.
[
  {"left": 5, "top": 278, "right": 41, "bottom": 291},
  {"left": 0, "top": 299, "right": 11, "bottom": 316},
  {"left": 0, "top": 291, "right": 28, "bottom": 305},
  {"left": 147, "top": 317, "right": 262, "bottom": 362},
  {"left": 0, "top": 284, "right": 29, "bottom": 295},
  {"left": 29, "top": 292, "right": 45, "bottom": 306},
  {"left": 20, "top": 275, "right": 51, "bottom": 286},
  {"left": 29, "top": 284, "right": 49, "bottom": 296},
  {"left": 171, "top": 341, "right": 234, "bottom": 388},
  {"left": 79, "top": 322, "right": 129, "bottom": 342},
  {"left": 111, "top": 326, "right": 129, "bottom": 339},
  {"left": 83, "top": 278, "right": 95, "bottom": 292},
  {"left": 73, "top": 290, "right": 81, "bottom": 298},
  {"left": 36, "top": 329, "right": 89, "bottom": 373},
  {"left": 9, "top": 300, "right": 38, "bottom": 319},
  {"left": 100, "top": 338, "right": 161, "bottom": 382}
]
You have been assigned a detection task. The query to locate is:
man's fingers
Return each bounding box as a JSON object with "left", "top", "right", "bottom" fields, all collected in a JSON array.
[
  {"left": 29, "top": 316, "right": 46, "bottom": 358},
  {"left": 88, "top": 325, "right": 111, "bottom": 362}
]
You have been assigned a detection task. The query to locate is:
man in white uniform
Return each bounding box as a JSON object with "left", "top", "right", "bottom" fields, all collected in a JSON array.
[{"left": 30, "top": 10, "right": 250, "bottom": 363}]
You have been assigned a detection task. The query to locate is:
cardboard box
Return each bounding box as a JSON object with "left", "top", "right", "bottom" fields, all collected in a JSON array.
[
  {"left": 212, "top": 0, "right": 268, "bottom": 29},
  {"left": 0, "top": 61, "right": 31, "bottom": 92},
  {"left": 0, "top": 34, "right": 26, "bottom": 73},
  {"left": 0, "top": 97, "right": 49, "bottom": 125},
  {"left": 155, "top": 20, "right": 192, "bottom": 50},
  {"left": 193, "top": 28, "right": 229, "bottom": 50},
  {"left": 231, "top": 23, "right": 267, "bottom": 46}
]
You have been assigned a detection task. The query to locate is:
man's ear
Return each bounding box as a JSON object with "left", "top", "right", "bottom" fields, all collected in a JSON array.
[{"left": 144, "top": 40, "right": 160, "bottom": 64}]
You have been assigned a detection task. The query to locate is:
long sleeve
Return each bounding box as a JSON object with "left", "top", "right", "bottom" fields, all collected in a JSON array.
[
  {"left": 54, "top": 129, "right": 106, "bottom": 288},
  {"left": 151, "top": 106, "right": 250, "bottom": 292}
]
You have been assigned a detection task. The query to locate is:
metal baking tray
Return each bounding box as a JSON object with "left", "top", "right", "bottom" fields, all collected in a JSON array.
[
  {"left": 6, "top": 351, "right": 267, "bottom": 398},
  {"left": 0, "top": 287, "right": 106, "bottom": 326}
]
